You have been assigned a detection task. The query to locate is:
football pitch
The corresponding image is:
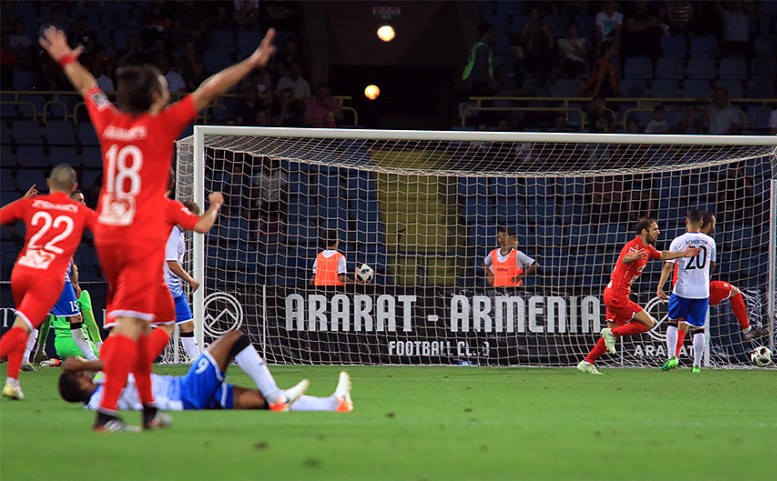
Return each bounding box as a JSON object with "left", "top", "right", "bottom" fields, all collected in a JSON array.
[{"left": 1, "top": 365, "right": 774, "bottom": 481}]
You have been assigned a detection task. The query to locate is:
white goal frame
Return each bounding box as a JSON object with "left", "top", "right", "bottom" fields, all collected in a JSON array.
[{"left": 189, "top": 126, "right": 777, "bottom": 360}]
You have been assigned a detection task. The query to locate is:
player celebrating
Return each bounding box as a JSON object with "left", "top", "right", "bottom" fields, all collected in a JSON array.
[
  {"left": 0, "top": 165, "right": 95, "bottom": 399},
  {"left": 59, "top": 330, "right": 351, "bottom": 418},
  {"left": 483, "top": 226, "right": 539, "bottom": 287},
  {"left": 164, "top": 200, "right": 203, "bottom": 360},
  {"left": 577, "top": 217, "right": 701, "bottom": 375},
  {"left": 656, "top": 210, "right": 716, "bottom": 373},
  {"left": 40, "top": 26, "right": 277, "bottom": 431}
]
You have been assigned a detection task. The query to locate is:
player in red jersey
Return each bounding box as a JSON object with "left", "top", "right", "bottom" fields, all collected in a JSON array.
[
  {"left": 577, "top": 217, "right": 701, "bottom": 374},
  {"left": 40, "top": 26, "right": 277, "bottom": 431},
  {"left": 0, "top": 165, "right": 96, "bottom": 399}
]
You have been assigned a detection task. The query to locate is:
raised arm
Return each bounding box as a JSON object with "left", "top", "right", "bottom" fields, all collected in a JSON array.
[
  {"left": 193, "top": 192, "right": 225, "bottom": 233},
  {"left": 39, "top": 27, "right": 97, "bottom": 95},
  {"left": 192, "top": 29, "right": 276, "bottom": 112},
  {"left": 660, "top": 246, "right": 701, "bottom": 261}
]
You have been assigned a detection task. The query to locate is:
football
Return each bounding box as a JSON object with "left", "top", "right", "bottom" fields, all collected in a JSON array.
[
  {"left": 356, "top": 263, "right": 375, "bottom": 283},
  {"left": 750, "top": 346, "right": 773, "bottom": 367}
]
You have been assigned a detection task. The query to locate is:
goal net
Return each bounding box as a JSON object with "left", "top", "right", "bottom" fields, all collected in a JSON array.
[{"left": 175, "top": 128, "right": 776, "bottom": 368}]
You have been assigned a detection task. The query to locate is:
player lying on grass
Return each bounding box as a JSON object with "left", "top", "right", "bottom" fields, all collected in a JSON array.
[{"left": 58, "top": 330, "right": 353, "bottom": 424}]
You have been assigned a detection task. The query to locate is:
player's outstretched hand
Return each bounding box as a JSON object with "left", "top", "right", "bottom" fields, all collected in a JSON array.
[
  {"left": 208, "top": 192, "right": 225, "bottom": 206},
  {"left": 39, "top": 26, "right": 84, "bottom": 62},
  {"left": 22, "top": 184, "right": 38, "bottom": 199},
  {"left": 246, "top": 28, "right": 277, "bottom": 70},
  {"left": 683, "top": 246, "right": 702, "bottom": 257}
]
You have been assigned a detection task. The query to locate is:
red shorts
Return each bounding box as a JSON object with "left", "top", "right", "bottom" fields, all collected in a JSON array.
[
  {"left": 603, "top": 288, "right": 643, "bottom": 326},
  {"left": 709, "top": 281, "right": 732, "bottom": 306},
  {"left": 153, "top": 282, "right": 176, "bottom": 326},
  {"left": 11, "top": 266, "right": 65, "bottom": 330},
  {"left": 96, "top": 239, "right": 165, "bottom": 326}
]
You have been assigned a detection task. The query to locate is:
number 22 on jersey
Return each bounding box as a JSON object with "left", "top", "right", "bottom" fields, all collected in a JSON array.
[
  {"left": 18, "top": 211, "right": 75, "bottom": 270},
  {"left": 98, "top": 144, "right": 143, "bottom": 226}
]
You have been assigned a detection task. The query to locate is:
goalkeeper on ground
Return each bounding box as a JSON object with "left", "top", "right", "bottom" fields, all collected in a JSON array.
[{"left": 34, "top": 289, "right": 102, "bottom": 364}]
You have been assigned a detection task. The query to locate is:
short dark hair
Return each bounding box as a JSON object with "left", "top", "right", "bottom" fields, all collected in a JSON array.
[
  {"left": 115, "top": 65, "right": 164, "bottom": 115},
  {"left": 701, "top": 211, "right": 715, "bottom": 227},
  {"left": 478, "top": 23, "right": 494, "bottom": 37},
  {"left": 498, "top": 226, "right": 517, "bottom": 237},
  {"left": 58, "top": 372, "right": 89, "bottom": 403},
  {"left": 687, "top": 209, "right": 703, "bottom": 224},
  {"left": 322, "top": 230, "right": 338, "bottom": 248},
  {"left": 635, "top": 217, "right": 657, "bottom": 236},
  {"left": 183, "top": 199, "right": 201, "bottom": 215}
]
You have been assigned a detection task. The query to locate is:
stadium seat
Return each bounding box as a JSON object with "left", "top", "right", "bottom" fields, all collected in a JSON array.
[
  {"left": 112, "top": 29, "right": 140, "bottom": 51},
  {"left": 0, "top": 100, "right": 18, "bottom": 119},
  {"left": 45, "top": 121, "right": 78, "bottom": 146},
  {"left": 525, "top": 199, "right": 556, "bottom": 224},
  {"left": 360, "top": 244, "right": 388, "bottom": 273},
  {"left": 655, "top": 57, "right": 684, "bottom": 79},
  {"left": 491, "top": 177, "right": 524, "bottom": 198},
  {"left": 49, "top": 146, "right": 79, "bottom": 166},
  {"left": 18, "top": 95, "right": 45, "bottom": 118},
  {"left": 346, "top": 171, "right": 377, "bottom": 198},
  {"left": 82, "top": 147, "right": 103, "bottom": 169},
  {"left": 650, "top": 79, "right": 681, "bottom": 98},
  {"left": 753, "top": 37, "right": 775, "bottom": 58},
  {"left": 686, "top": 58, "right": 716, "bottom": 79},
  {"left": 15, "top": 169, "right": 46, "bottom": 192},
  {"left": 12, "top": 121, "right": 43, "bottom": 145},
  {"left": 718, "top": 57, "right": 748, "bottom": 80},
  {"left": 619, "top": 79, "right": 646, "bottom": 97},
  {"left": 495, "top": 198, "right": 526, "bottom": 222},
  {"left": 80, "top": 170, "right": 101, "bottom": 191},
  {"left": 524, "top": 178, "right": 551, "bottom": 198},
  {"left": 715, "top": 80, "right": 743, "bottom": 99},
  {"left": 12, "top": 71, "right": 37, "bottom": 91},
  {"left": 462, "top": 198, "right": 495, "bottom": 223},
  {"left": 211, "top": 30, "right": 235, "bottom": 49},
  {"left": 689, "top": 36, "right": 717, "bottom": 57},
  {"left": 660, "top": 35, "right": 687, "bottom": 57},
  {"left": 77, "top": 122, "right": 99, "bottom": 146},
  {"left": 682, "top": 79, "right": 711, "bottom": 98},
  {"left": 574, "top": 14, "right": 596, "bottom": 39},
  {"left": 749, "top": 57, "right": 776, "bottom": 80},
  {"left": 623, "top": 57, "right": 653, "bottom": 80},
  {"left": 351, "top": 198, "right": 381, "bottom": 222},
  {"left": 43, "top": 100, "right": 68, "bottom": 121},
  {"left": 315, "top": 172, "right": 343, "bottom": 197},
  {"left": 552, "top": 78, "right": 583, "bottom": 97}
]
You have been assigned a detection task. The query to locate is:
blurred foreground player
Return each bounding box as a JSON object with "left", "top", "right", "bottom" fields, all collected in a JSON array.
[
  {"left": 0, "top": 165, "right": 95, "bottom": 399},
  {"left": 577, "top": 217, "right": 700, "bottom": 374},
  {"left": 40, "top": 26, "right": 278, "bottom": 431},
  {"left": 59, "top": 330, "right": 353, "bottom": 423}
]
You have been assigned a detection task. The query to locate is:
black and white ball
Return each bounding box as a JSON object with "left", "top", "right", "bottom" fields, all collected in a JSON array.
[
  {"left": 751, "top": 346, "right": 773, "bottom": 367},
  {"left": 356, "top": 264, "right": 374, "bottom": 283}
]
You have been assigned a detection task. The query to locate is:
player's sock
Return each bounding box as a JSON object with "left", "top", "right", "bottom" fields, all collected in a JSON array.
[
  {"left": 148, "top": 328, "right": 171, "bottom": 360},
  {"left": 611, "top": 322, "right": 651, "bottom": 337},
  {"left": 230, "top": 333, "right": 281, "bottom": 403},
  {"left": 22, "top": 328, "right": 38, "bottom": 365},
  {"left": 665, "top": 325, "right": 678, "bottom": 360},
  {"left": 70, "top": 323, "right": 98, "bottom": 361},
  {"left": 98, "top": 335, "right": 137, "bottom": 414},
  {"left": 675, "top": 330, "right": 687, "bottom": 358},
  {"left": 80, "top": 292, "right": 104, "bottom": 347},
  {"left": 0, "top": 327, "right": 29, "bottom": 381},
  {"left": 288, "top": 395, "right": 338, "bottom": 411},
  {"left": 179, "top": 331, "right": 200, "bottom": 359},
  {"left": 692, "top": 332, "right": 705, "bottom": 367},
  {"left": 132, "top": 334, "right": 155, "bottom": 406},
  {"left": 730, "top": 293, "right": 750, "bottom": 330},
  {"left": 584, "top": 338, "right": 607, "bottom": 364}
]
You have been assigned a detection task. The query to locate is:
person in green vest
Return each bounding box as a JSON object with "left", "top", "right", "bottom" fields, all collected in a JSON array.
[
  {"left": 462, "top": 23, "right": 495, "bottom": 97},
  {"left": 34, "top": 289, "right": 102, "bottom": 363}
]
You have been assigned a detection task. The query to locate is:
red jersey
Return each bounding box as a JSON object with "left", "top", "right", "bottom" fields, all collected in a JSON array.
[
  {"left": 163, "top": 198, "right": 200, "bottom": 231},
  {"left": 84, "top": 87, "right": 197, "bottom": 243},
  {"left": 606, "top": 236, "right": 662, "bottom": 296},
  {"left": 0, "top": 192, "right": 95, "bottom": 276}
]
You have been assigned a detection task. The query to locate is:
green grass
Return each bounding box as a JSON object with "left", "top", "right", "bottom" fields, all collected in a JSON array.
[{"left": 1, "top": 365, "right": 775, "bottom": 481}]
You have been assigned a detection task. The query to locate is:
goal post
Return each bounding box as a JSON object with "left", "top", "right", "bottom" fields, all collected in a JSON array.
[{"left": 176, "top": 127, "right": 776, "bottom": 367}]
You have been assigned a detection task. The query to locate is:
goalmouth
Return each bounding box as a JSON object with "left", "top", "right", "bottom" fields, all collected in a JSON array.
[{"left": 175, "top": 127, "right": 776, "bottom": 368}]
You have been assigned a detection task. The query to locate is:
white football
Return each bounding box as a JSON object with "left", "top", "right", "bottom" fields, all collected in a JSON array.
[
  {"left": 356, "top": 263, "right": 374, "bottom": 283},
  {"left": 751, "top": 346, "right": 773, "bottom": 367}
]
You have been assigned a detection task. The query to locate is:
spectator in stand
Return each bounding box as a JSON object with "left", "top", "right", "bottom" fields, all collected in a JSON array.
[
  {"left": 39, "top": 5, "right": 68, "bottom": 38},
  {"left": 147, "top": 38, "right": 174, "bottom": 66},
  {"left": 273, "top": 87, "right": 304, "bottom": 126},
  {"left": 595, "top": 1, "right": 623, "bottom": 52},
  {"left": 621, "top": 0, "right": 663, "bottom": 62},
  {"left": 255, "top": 108, "right": 272, "bottom": 127},
  {"left": 114, "top": 35, "right": 144, "bottom": 67},
  {"left": 177, "top": 40, "right": 205, "bottom": 92},
  {"left": 672, "top": 104, "right": 704, "bottom": 134},
  {"left": 625, "top": 118, "right": 641, "bottom": 133},
  {"left": 704, "top": 87, "right": 742, "bottom": 135},
  {"left": 235, "top": 85, "right": 264, "bottom": 126},
  {"left": 665, "top": 1, "right": 695, "bottom": 36},
  {"left": 90, "top": 58, "right": 114, "bottom": 93},
  {"left": 586, "top": 96, "right": 614, "bottom": 133},
  {"left": 174, "top": 0, "right": 208, "bottom": 51},
  {"left": 304, "top": 82, "right": 343, "bottom": 128},
  {"left": 644, "top": 105, "right": 669, "bottom": 133},
  {"left": 0, "top": 32, "right": 16, "bottom": 89},
  {"left": 9, "top": 20, "right": 34, "bottom": 70},
  {"left": 140, "top": 0, "right": 174, "bottom": 48},
  {"left": 769, "top": 109, "right": 777, "bottom": 135},
  {"left": 68, "top": 13, "right": 99, "bottom": 56},
  {"left": 275, "top": 37, "right": 301, "bottom": 78},
  {"left": 558, "top": 22, "right": 588, "bottom": 78},
  {"left": 275, "top": 62, "right": 311, "bottom": 98},
  {"left": 520, "top": 7, "right": 555, "bottom": 76},
  {"left": 462, "top": 23, "right": 494, "bottom": 97},
  {"left": 716, "top": 1, "right": 752, "bottom": 59},
  {"left": 159, "top": 57, "right": 186, "bottom": 94},
  {"left": 548, "top": 114, "right": 570, "bottom": 132},
  {"left": 580, "top": 40, "right": 620, "bottom": 98},
  {"left": 234, "top": 0, "right": 260, "bottom": 28}
]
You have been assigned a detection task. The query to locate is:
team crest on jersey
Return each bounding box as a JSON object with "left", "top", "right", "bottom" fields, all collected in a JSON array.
[
  {"left": 18, "top": 248, "right": 55, "bottom": 270},
  {"left": 90, "top": 91, "right": 110, "bottom": 111},
  {"left": 98, "top": 196, "right": 136, "bottom": 225}
]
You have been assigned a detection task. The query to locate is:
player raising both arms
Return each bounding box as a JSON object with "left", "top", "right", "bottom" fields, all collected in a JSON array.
[
  {"left": 577, "top": 217, "right": 701, "bottom": 375},
  {"left": 40, "top": 26, "right": 277, "bottom": 431},
  {"left": 655, "top": 210, "right": 717, "bottom": 373},
  {"left": 0, "top": 165, "right": 95, "bottom": 399}
]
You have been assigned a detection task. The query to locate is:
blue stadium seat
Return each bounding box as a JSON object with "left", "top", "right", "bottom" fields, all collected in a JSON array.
[
  {"left": 351, "top": 198, "right": 381, "bottom": 222},
  {"left": 211, "top": 30, "right": 235, "bottom": 49},
  {"left": 15, "top": 169, "right": 46, "bottom": 192},
  {"left": 203, "top": 49, "right": 234, "bottom": 74},
  {"left": 77, "top": 122, "right": 99, "bottom": 146},
  {"left": 237, "top": 30, "right": 265, "bottom": 49},
  {"left": 552, "top": 78, "right": 583, "bottom": 97},
  {"left": 556, "top": 179, "right": 585, "bottom": 197},
  {"left": 525, "top": 199, "right": 556, "bottom": 223},
  {"left": 12, "top": 71, "right": 37, "bottom": 91},
  {"left": 80, "top": 170, "right": 101, "bottom": 191},
  {"left": 10, "top": 119, "right": 39, "bottom": 145},
  {"left": 287, "top": 222, "right": 318, "bottom": 245},
  {"left": 686, "top": 58, "right": 716, "bottom": 79},
  {"left": 655, "top": 57, "right": 684, "bottom": 80},
  {"left": 650, "top": 79, "right": 681, "bottom": 98},
  {"left": 715, "top": 80, "right": 743, "bottom": 99},
  {"left": 314, "top": 172, "right": 342, "bottom": 197},
  {"left": 689, "top": 36, "right": 717, "bottom": 57},
  {"left": 360, "top": 244, "right": 388, "bottom": 272},
  {"left": 753, "top": 37, "right": 775, "bottom": 58},
  {"left": 620, "top": 79, "right": 646, "bottom": 97},
  {"left": 463, "top": 198, "right": 495, "bottom": 223},
  {"left": 491, "top": 177, "right": 524, "bottom": 198},
  {"left": 346, "top": 170, "right": 377, "bottom": 198},
  {"left": 45, "top": 121, "right": 78, "bottom": 146},
  {"left": 287, "top": 171, "right": 309, "bottom": 196},
  {"left": 574, "top": 14, "right": 596, "bottom": 39},
  {"left": 682, "top": 79, "right": 711, "bottom": 98},
  {"left": 82, "top": 146, "right": 102, "bottom": 169},
  {"left": 320, "top": 197, "right": 349, "bottom": 220},
  {"left": 16, "top": 146, "right": 47, "bottom": 168},
  {"left": 112, "top": 29, "right": 140, "bottom": 51},
  {"left": 749, "top": 57, "right": 776, "bottom": 80},
  {"left": 0, "top": 161, "right": 15, "bottom": 190},
  {"left": 719, "top": 57, "right": 748, "bottom": 80},
  {"left": 624, "top": 57, "right": 653, "bottom": 80},
  {"left": 495, "top": 198, "right": 526, "bottom": 223},
  {"left": 43, "top": 100, "right": 68, "bottom": 120},
  {"left": 354, "top": 219, "right": 384, "bottom": 244},
  {"left": 746, "top": 76, "right": 776, "bottom": 98},
  {"left": 524, "top": 178, "right": 551, "bottom": 198},
  {"left": 660, "top": 35, "right": 687, "bottom": 57},
  {"left": 49, "top": 146, "right": 79, "bottom": 166}
]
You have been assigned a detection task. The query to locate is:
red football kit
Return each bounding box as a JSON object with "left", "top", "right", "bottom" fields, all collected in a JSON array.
[
  {"left": 0, "top": 193, "right": 95, "bottom": 329},
  {"left": 84, "top": 87, "right": 197, "bottom": 322},
  {"left": 603, "top": 237, "right": 662, "bottom": 325}
]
